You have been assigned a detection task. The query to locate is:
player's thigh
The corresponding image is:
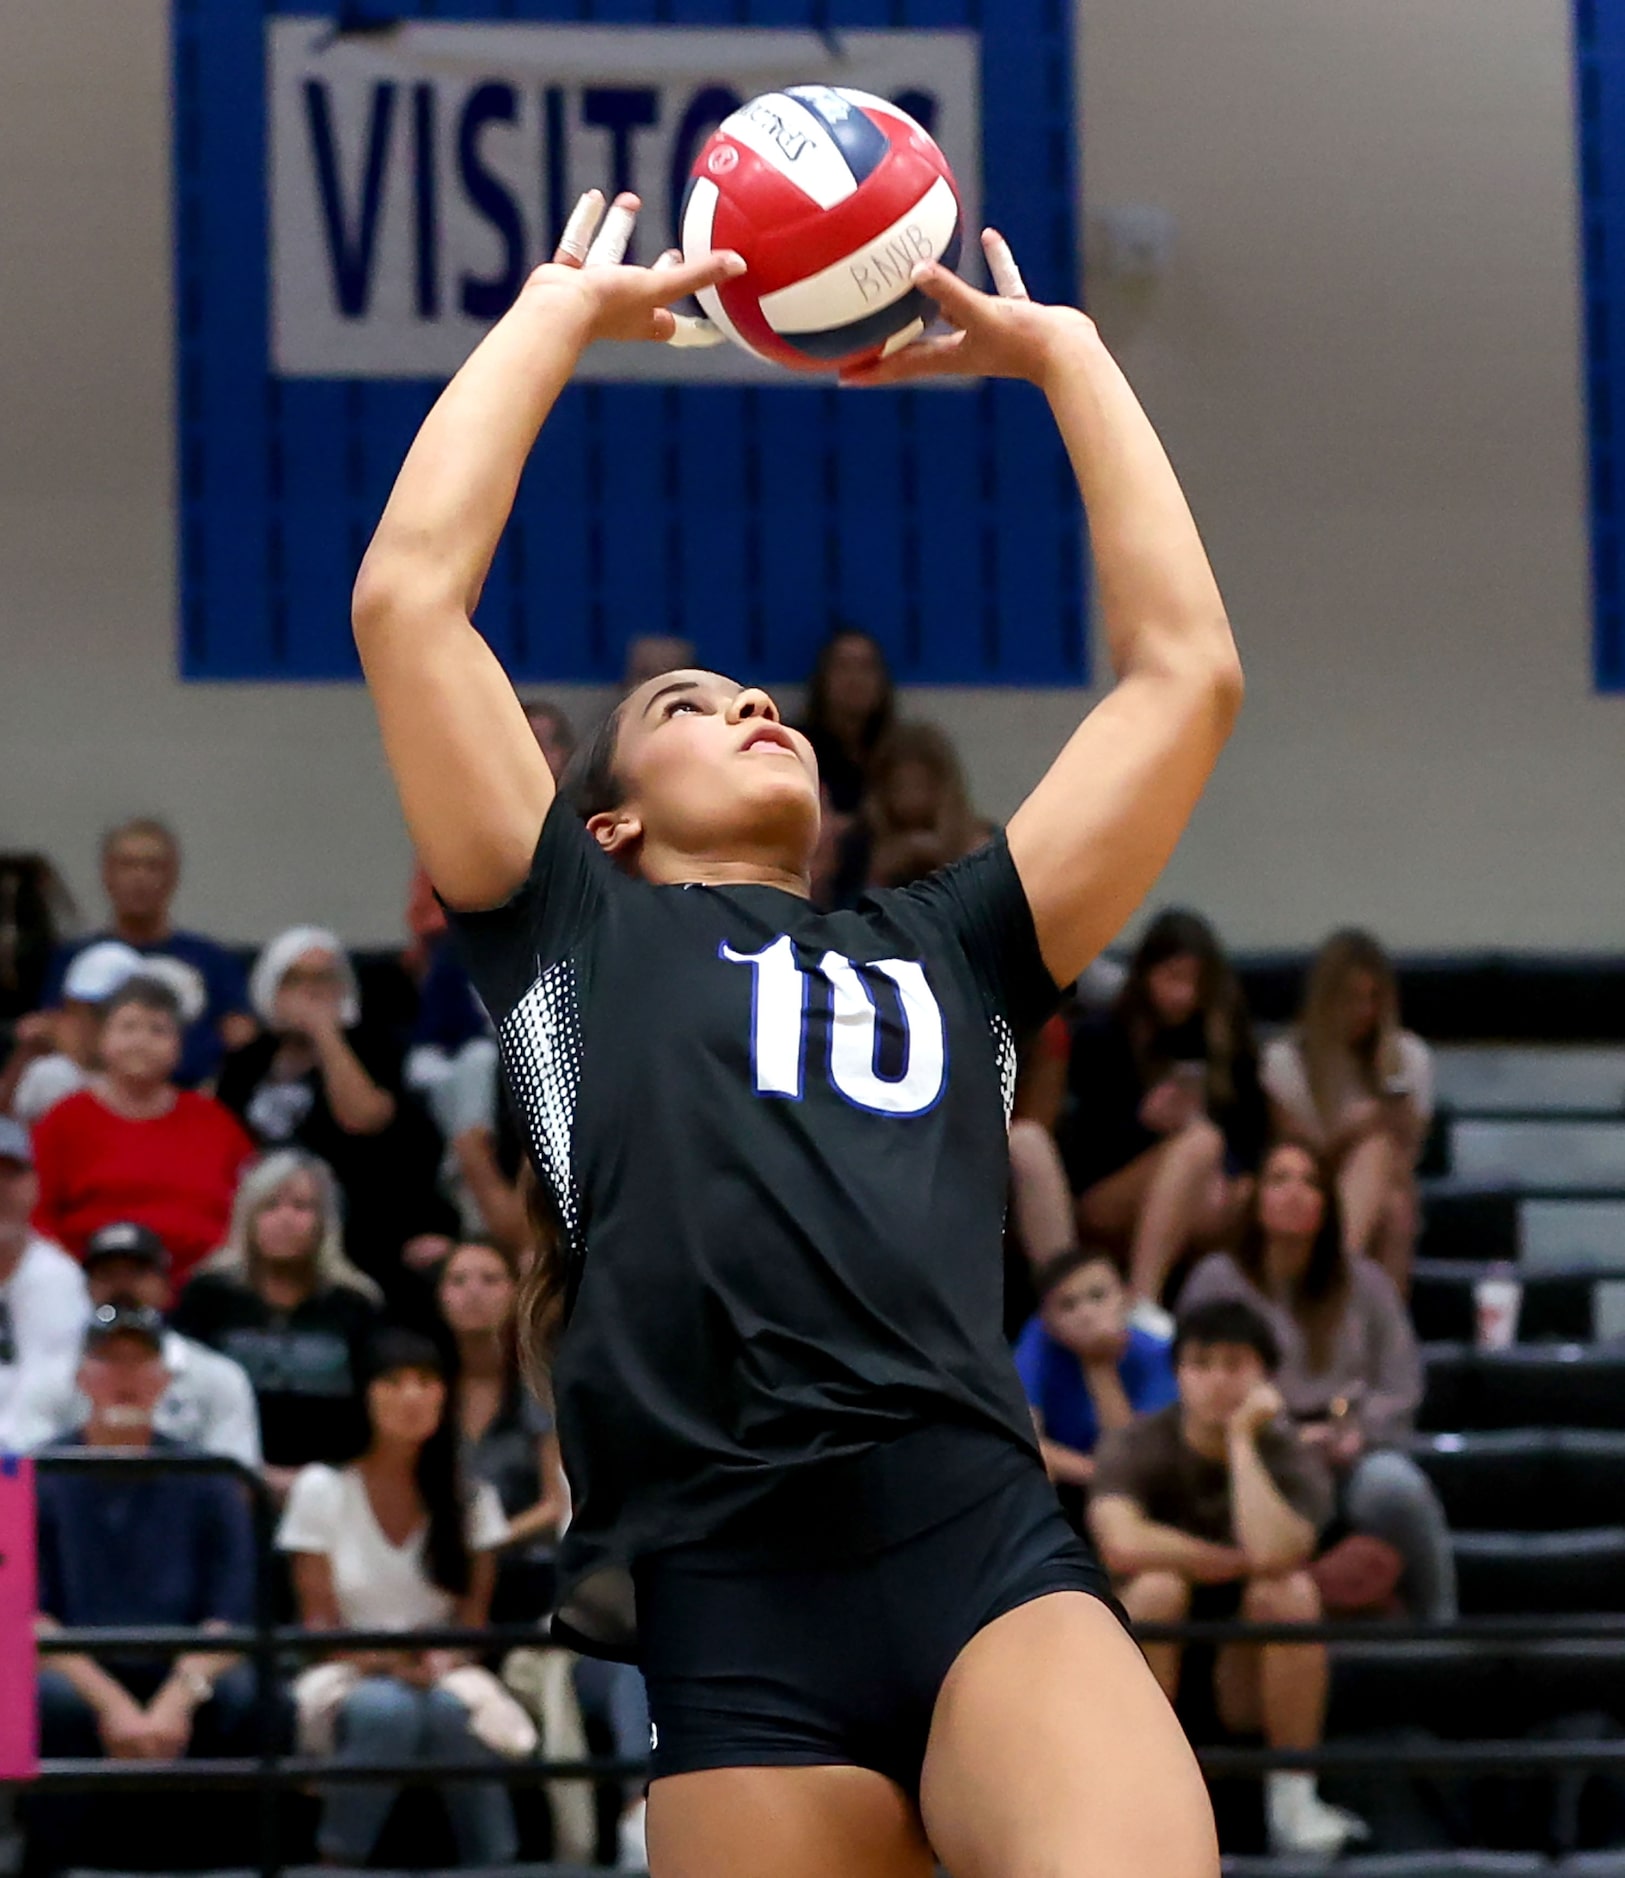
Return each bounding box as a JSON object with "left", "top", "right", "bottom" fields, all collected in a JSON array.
[
  {"left": 646, "top": 1763, "right": 936, "bottom": 1878},
  {"left": 919, "top": 1591, "right": 1218, "bottom": 1878}
]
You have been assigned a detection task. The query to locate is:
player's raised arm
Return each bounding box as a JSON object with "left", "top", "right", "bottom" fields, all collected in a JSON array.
[
  {"left": 352, "top": 193, "right": 745, "bottom": 911},
  {"left": 845, "top": 235, "right": 1243, "bottom": 986}
]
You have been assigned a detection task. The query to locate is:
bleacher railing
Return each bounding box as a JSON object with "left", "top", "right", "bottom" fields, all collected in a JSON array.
[{"left": 16, "top": 1451, "right": 1625, "bottom": 1877}]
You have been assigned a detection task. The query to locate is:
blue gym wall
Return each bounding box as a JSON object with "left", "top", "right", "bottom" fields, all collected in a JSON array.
[{"left": 172, "top": 0, "right": 1086, "bottom": 688}]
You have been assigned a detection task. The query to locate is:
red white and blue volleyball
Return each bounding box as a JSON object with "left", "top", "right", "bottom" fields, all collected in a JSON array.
[{"left": 682, "top": 85, "right": 963, "bottom": 373}]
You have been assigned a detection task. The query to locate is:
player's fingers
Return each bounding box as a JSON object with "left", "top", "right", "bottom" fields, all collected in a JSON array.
[
  {"left": 644, "top": 250, "right": 747, "bottom": 303},
  {"left": 585, "top": 193, "right": 640, "bottom": 267},
  {"left": 906, "top": 259, "right": 989, "bottom": 330},
  {"left": 553, "top": 190, "right": 605, "bottom": 267},
  {"left": 982, "top": 227, "right": 1029, "bottom": 301},
  {"left": 838, "top": 331, "right": 970, "bottom": 386}
]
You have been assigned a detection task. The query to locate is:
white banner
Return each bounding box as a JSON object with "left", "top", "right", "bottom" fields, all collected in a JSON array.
[{"left": 268, "top": 17, "right": 982, "bottom": 383}]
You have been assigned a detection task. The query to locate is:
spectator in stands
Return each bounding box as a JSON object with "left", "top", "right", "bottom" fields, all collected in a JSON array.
[
  {"left": 1064, "top": 910, "right": 1266, "bottom": 1319},
  {"left": 29, "top": 1303, "right": 261, "bottom": 1872},
  {"left": 30, "top": 977, "right": 255, "bottom": 1284},
  {"left": 219, "top": 928, "right": 456, "bottom": 1303},
  {"left": 437, "top": 1239, "right": 566, "bottom": 1620},
  {"left": 0, "top": 1117, "right": 89, "bottom": 1451},
  {"left": 832, "top": 720, "right": 995, "bottom": 898},
  {"left": 797, "top": 626, "right": 896, "bottom": 818},
  {"left": 40, "top": 819, "right": 254, "bottom": 1088},
  {"left": 1015, "top": 1246, "right": 1178, "bottom": 1490},
  {"left": 41, "top": 1220, "right": 262, "bottom": 1468},
  {"left": 0, "top": 851, "right": 75, "bottom": 1024},
  {"left": 278, "top": 1326, "right": 517, "bottom": 1868},
  {"left": 6, "top": 939, "right": 142, "bottom": 1124},
  {"left": 1089, "top": 1299, "right": 1365, "bottom": 1857},
  {"left": 1178, "top": 1141, "right": 1457, "bottom": 1619},
  {"left": 176, "top": 1150, "right": 382, "bottom": 1497},
  {"left": 1262, "top": 929, "right": 1434, "bottom": 1289}
]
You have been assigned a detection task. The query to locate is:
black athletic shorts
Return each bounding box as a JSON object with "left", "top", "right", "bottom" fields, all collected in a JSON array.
[{"left": 632, "top": 1423, "right": 1119, "bottom": 1799}]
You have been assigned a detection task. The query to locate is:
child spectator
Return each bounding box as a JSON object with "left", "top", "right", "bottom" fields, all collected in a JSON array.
[
  {"left": 29, "top": 1303, "right": 261, "bottom": 1871},
  {"left": 30, "top": 977, "right": 254, "bottom": 1283},
  {"left": 1014, "top": 1247, "right": 1177, "bottom": 1491},
  {"left": 796, "top": 626, "right": 896, "bottom": 818},
  {"left": 1065, "top": 910, "right": 1266, "bottom": 1318},
  {"left": 1262, "top": 929, "right": 1434, "bottom": 1288},
  {"left": 1089, "top": 1299, "right": 1366, "bottom": 1857},
  {"left": 278, "top": 1327, "right": 517, "bottom": 1869},
  {"left": 42, "top": 1220, "right": 262, "bottom": 1468},
  {"left": 437, "top": 1239, "right": 567, "bottom": 1620},
  {"left": 0, "top": 1117, "right": 89, "bottom": 1451},
  {"left": 175, "top": 1150, "right": 382, "bottom": 1498},
  {"left": 39, "top": 819, "right": 254, "bottom": 1087},
  {"left": 219, "top": 927, "right": 457, "bottom": 1303},
  {"left": 1178, "top": 1140, "right": 1456, "bottom": 1619},
  {"left": 7, "top": 939, "right": 142, "bottom": 1123}
]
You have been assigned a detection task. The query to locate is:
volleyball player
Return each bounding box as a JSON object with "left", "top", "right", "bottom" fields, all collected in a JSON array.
[{"left": 354, "top": 191, "right": 1243, "bottom": 1878}]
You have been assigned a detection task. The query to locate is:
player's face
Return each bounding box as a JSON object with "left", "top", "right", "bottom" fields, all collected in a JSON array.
[
  {"left": 606, "top": 670, "right": 821, "bottom": 872},
  {"left": 1176, "top": 1340, "right": 1266, "bottom": 1431}
]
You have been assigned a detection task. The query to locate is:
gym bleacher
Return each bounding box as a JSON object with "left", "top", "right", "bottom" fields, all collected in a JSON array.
[{"left": 1216, "top": 983, "right": 1625, "bottom": 1877}]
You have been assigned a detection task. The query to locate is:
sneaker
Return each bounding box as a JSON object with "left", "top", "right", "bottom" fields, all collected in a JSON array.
[
  {"left": 1128, "top": 1296, "right": 1175, "bottom": 1340},
  {"left": 617, "top": 1796, "right": 649, "bottom": 1871},
  {"left": 1267, "top": 1775, "right": 1369, "bottom": 1857}
]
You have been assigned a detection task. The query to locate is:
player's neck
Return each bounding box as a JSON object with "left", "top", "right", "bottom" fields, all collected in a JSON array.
[{"left": 640, "top": 848, "right": 811, "bottom": 898}]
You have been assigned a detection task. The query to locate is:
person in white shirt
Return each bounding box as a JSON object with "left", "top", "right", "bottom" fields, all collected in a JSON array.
[
  {"left": 278, "top": 1326, "right": 515, "bottom": 1868},
  {"left": 42, "top": 1221, "right": 262, "bottom": 1468},
  {"left": 0, "top": 1117, "right": 90, "bottom": 1451},
  {"left": 1261, "top": 929, "right": 1435, "bottom": 1290}
]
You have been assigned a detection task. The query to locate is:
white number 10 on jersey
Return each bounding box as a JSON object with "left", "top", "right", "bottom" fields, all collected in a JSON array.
[{"left": 720, "top": 936, "right": 947, "bottom": 1117}]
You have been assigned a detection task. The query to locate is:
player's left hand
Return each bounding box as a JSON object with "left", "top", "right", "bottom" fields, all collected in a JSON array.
[
  {"left": 523, "top": 190, "right": 738, "bottom": 348},
  {"left": 839, "top": 228, "right": 1095, "bottom": 388}
]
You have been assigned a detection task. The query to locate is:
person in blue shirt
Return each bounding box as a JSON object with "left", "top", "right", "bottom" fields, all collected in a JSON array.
[
  {"left": 41, "top": 819, "right": 254, "bottom": 1088},
  {"left": 27, "top": 1304, "right": 269, "bottom": 1871},
  {"left": 1013, "top": 1246, "right": 1179, "bottom": 1489}
]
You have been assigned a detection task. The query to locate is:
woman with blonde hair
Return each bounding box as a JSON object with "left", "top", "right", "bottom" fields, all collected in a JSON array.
[
  {"left": 831, "top": 720, "right": 994, "bottom": 901},
  {"left": 1261, "top": 930, "right": 1434, "bottom": 1288},
  {"left": 173, "top": 1148, "right": 383, "bottom": 1496}
]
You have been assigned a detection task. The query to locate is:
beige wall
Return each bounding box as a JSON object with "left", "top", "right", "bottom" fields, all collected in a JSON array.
[{"left": 0, "top": 0, "right": 1616, "bottom": 951}]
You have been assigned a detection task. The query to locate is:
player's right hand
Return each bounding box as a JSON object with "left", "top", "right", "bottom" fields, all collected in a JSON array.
[{"left": 524, "top": 190, "right": 743, "bottom": 346}]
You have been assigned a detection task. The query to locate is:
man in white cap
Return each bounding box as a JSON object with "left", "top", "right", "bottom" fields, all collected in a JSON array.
[
  {"left": 39, "top": 1220, "right": 261, "bottom": 1468},
  {"left": 0, "top": 1116, "right": 90, "bottom": 1451}
]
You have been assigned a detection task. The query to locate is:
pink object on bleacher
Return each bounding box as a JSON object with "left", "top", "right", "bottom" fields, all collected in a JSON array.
[{"left": 0, "top": 1456, "right": 38, "bottom": 1777}]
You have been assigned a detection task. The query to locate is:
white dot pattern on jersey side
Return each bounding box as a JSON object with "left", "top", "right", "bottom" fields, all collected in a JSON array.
[
  {"left": 993, "top": 1012, "right": 1018, "bottom": 1123},
  {"left": 498, "top": 959, "right": 584, "bottom": 1244}
]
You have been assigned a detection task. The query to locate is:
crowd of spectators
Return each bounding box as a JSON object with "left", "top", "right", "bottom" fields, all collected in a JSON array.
[{"left": 0, "top": 629, "right": 1454, "bottom": 1870}]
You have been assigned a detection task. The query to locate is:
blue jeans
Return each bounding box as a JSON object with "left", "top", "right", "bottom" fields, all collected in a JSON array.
[
  {"left": 319, "top": 1675, "right": 517, "bottom": 1867},
  {"left": 573, "top": 1656, "right": 650, "bottom": 1804}
]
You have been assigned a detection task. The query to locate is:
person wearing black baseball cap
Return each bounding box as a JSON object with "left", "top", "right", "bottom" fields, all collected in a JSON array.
[
  {"left": 29, "top": 1296, "right": 267, "bottom": 1869},
  {"left": 0, "top": 1115, "right": 90, "bottom": 1453},
  {"left": 38, "top": 1222, "right": 262, "bottom": 1467}
]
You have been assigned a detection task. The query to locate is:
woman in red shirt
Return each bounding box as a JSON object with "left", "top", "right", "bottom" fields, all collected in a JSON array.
[{"left": 31, "top": 976, "right": 254, "bottom": 1286}]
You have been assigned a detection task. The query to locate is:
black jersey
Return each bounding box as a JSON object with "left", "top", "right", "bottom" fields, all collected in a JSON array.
[{"left": 449, "top": 799, "right": 1062, "bottom": 1658}]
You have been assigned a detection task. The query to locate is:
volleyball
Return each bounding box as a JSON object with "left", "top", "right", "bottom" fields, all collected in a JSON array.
[{"left": 681, "top": 85, "right": 963, "bottom": 372}]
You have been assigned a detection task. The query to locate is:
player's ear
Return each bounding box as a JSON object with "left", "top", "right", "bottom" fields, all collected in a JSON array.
[{"left": 586, "top": 807, "right": 643, "bottom": 860}]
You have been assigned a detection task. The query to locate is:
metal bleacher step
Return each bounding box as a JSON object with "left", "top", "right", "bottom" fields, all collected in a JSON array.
[
  {"left": 1224, "top": 1857, "right": 1600, "bottom": 1878},
  {"left": 1450, "top": 1119, "right": 1625, "bottom": 1191},
  {"left": 1328, "top": 1640, "right": 1625, "bottom": 1741},
  {"left": 1520, "top": 1197, "right": 1625, "bottom": 1270},
  {"left": 1434, "top": 1045, "right": 1625, "bottom": 1116},
  {"left": 1412, "top": 1428, "right": 1625, "bottom": 1531},
  {"left": 1453, "top": 1527, "right": 1625, "bottom": 1614},
  {"left": 1420, "top": 1342, "right": 1625, "bottom": 1431}
]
